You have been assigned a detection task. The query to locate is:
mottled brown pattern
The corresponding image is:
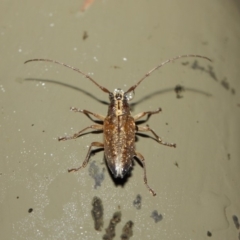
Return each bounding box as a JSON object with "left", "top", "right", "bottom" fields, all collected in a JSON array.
[{"left": 104, "top": 114, "right": 135, "bottom": 178}]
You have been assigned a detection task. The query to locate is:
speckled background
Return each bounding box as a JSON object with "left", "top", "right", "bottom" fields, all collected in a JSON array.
[{"left": 1, "top": 0, "right": 240, "bottom": 239}]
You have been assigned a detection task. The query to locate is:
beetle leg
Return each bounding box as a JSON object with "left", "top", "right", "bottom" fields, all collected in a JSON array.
[
  {"left": 58, "top": 124, "right": 103, "bottom": 141},
  {"left": 68, "top": 142, "right": 104, "bottom": 172},
  {"left": 133, "top": 108, "right": 161, "bottom": 121},
  {"left": 137, "top": 125, "right": 176, "bottom": 148},
  {"left": 70, "top": 107, "right": 105, "bottom": 121},
  {"left": 135, "top": 152, "right": 156, "bottom": 196}
]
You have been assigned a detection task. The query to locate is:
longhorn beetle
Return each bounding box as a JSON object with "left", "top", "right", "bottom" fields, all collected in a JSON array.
[{"left": 25, "top": 54, "right": 211, "bottom": 196}]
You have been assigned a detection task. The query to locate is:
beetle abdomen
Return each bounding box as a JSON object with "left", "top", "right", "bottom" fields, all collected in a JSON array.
[{"left": 104, "top": 115, "right": 135, "bottom": 178}]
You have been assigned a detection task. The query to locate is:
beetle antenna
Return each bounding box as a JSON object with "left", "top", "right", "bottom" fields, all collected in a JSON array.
[
  {"left": 24, "top": 59, "right": 111, "bottom": 93},
  {"left": 125, "top": 54, "right": 212, "bottom": 93}
]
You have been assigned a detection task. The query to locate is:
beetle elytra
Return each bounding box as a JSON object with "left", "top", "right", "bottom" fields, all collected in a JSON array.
[{"left": 25, "top": 54, "right": 211, "bottom": 196}]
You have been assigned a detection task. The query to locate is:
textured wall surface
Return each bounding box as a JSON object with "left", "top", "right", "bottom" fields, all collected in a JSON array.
[{"left": 1, "top": 1, "right": 240, "bottom": 239}]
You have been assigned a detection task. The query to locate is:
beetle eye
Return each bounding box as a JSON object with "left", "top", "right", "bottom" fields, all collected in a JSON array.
[{"left": 125, "top": 90, "right": 135, "bottom": 101}]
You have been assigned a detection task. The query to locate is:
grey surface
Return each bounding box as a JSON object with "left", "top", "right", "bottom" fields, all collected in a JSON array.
[{"left": 1, "top": 0, "right": 240, "bottom": 239}]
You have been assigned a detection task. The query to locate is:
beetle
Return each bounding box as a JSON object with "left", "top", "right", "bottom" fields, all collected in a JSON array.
[{"left": 25, "top": 54, "right": 211, "bottom": 196}]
